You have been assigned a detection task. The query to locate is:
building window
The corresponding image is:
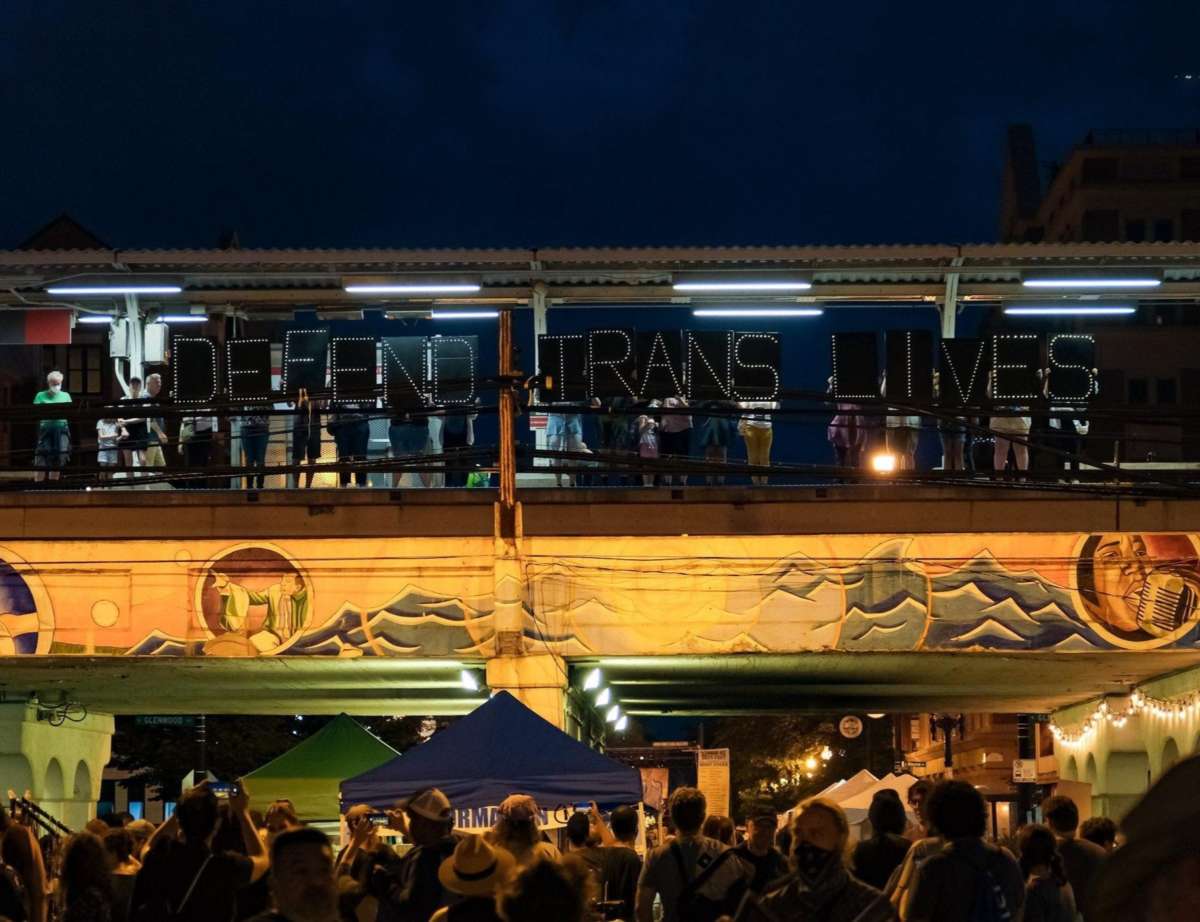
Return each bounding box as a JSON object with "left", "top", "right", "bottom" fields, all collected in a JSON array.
[
  {"left": 1129, "top": 378, "right": 1149, "bottom": 404},
  {"left": 1082, "top": 210, "right": 1120, "bottom": 242},
  {"left": 1154, "top": 218, "right": 1175, "bottom": 242},
  {"left": 1081, "top": 157, "right": 1119, "bottom": 183},
  {"left": 1125, "top": 219, "right": 1146, "bottom": 242},
  {"left": 65, "top": 346, "right": 103, "bottom": 395},
  {"left": 1158, "top": 378, "right": 1178, "bottom": 404}
]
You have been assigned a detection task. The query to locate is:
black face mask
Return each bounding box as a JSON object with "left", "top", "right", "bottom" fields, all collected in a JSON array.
[{"left": 793, "top": 841, "right": 835, "bottom": 882}]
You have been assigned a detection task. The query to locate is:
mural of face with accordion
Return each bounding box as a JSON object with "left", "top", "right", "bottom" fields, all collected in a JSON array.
[{"left": 1076, "top": 534, "right": 1200, "bottom": 648}]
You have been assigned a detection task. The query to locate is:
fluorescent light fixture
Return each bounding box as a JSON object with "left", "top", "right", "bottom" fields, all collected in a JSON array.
[
  {"left": 429, "top": 311, "right": 500, "bottom": 320},
  {"left": 1022, "top": 278, "right": 1161, "bottom": 290},
  {"left": 615, "top": 715, "right": 629, "bottom": 732},
  {"left": 606, "top": 705, "right": 621, "bottom": 723},
  {"left": 459, "top": 669, "right": 480, "bottom": 692},
  {"left": 674, "top": 281, "right": 812, "bottom": 292},
  {"left": 693, "top": 308, "right": 823, "bottom": 318},
  {"left": 76, "top": 315, "right": 116, "bottom": 324},
  {"left": 159, "top": 314, "right": 208, "bottom": 323},
  {"left": 344, "top": 284, "right": 482, "bottom": 294},
  {"left": 1004, "top": 306, "right": 1136, "bottom": 316},
  {"left": 583, "top": 668, "right": 603, "bottom": 691},
  {"left": 47, "top": 285, "right": 183, "bottom": 295},
  {"left": 595, "top": 688, "right": 612, "bottom": 707}
]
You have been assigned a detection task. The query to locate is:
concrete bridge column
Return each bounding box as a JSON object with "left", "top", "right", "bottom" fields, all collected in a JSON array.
[
  {"left": 486, "top": 654, "right": 568, "bottom": 729},
  {"left": 0, "top": 703, "right": 114, "bottom": 829}
]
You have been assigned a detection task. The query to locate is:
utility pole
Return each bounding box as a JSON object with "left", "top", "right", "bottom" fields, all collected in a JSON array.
[
  {"left": 1015, "top": 714, "right": 1036, "bottom": 826},
  {"left": 934, "top": 714, "right": 962, "bottom": 777},
  {"left": 497, "top": 308, "right": 518, "bottom": 538}
]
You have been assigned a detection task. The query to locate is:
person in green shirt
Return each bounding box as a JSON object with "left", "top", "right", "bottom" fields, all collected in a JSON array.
[{"left": 33, "top": 370, "right": 72, "bottom": 482}]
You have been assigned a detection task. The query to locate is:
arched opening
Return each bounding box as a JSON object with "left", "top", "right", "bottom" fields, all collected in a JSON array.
[
  {"left": 1063, "top": 755, "right": 1079, "bottom": 782},
  {"left": 1104, "top": 750, "right": 1151, "bottom": 820},
  {"left": 72, "top": 760, "right": 91, "bottom": 801},
  {"left": 1085, "top": 753, "right": 1098, "bottom": 786},
  {"left": 43, "top": 757, "right": 65, "bottom": 801},
  {"left": 1161, "top": 738, "right": 1182, "bottom": 775}
]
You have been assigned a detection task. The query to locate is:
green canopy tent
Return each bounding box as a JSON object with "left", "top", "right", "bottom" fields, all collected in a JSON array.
[{"left": 243, "top": 714, "right": 400, "bottom": 821}]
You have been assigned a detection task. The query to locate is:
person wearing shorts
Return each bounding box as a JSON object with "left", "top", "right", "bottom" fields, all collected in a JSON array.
[
  {"left": 96, "top": 417, "right": 122, "bottom": 480},
  {"left": 546, "top": 404, "right": 584, "bottom": 487},
  {"left": 33, "top": 370, "right": 71, "bottom": 482}
]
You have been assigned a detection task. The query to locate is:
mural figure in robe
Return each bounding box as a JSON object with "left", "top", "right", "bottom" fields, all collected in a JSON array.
[{"left": 211, "top": 570, "right": 309, "bottom": 651}]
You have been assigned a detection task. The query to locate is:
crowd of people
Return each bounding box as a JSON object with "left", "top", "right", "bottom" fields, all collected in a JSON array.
[
  {"left": 3, "top": 758, "right": 1194, "bottom": 922},
  {"left": 28, "top": 365, "right": 1107, "bottom": 489}
]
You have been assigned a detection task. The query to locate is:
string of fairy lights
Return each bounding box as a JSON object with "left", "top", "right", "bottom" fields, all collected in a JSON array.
[{"left": 1050, "top": 687, "right": 1200, "bottom": 747}]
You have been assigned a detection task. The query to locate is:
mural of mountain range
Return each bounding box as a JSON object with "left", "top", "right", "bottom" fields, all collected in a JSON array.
[
  {"left": 837, "top": 538, "right": 929, "bottom": 651},
  {"left": 125, "top": 630, "right": 198, "bottom": 656},
  {"left": 925, "top": 551, "right": 1105, "bottom": 650}
]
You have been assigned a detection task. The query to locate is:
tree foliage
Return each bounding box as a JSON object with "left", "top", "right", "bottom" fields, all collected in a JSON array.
[
  {"left": 706, "top": 715, "right": 886, "bottom": 820},
  {"left": 109, "top": 714, "right": 427, "bottom": 800}
]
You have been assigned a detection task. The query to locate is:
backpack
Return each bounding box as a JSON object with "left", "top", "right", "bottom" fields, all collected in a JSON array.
[
  {"left": 951, "top": 845, "right": 1012, "bottom": 922},
  {"left": 669, "top": 843, "right": 747, "bottom": 922}
]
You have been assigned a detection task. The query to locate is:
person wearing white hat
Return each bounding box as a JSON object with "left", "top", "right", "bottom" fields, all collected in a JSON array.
[{"left": 429, "top": 835, "right": 514, "bottom": 922}]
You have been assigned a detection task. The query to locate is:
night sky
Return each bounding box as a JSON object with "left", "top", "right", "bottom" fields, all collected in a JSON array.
[{"left": 4, "top": 1, "right": 1199, "bottom": 249}]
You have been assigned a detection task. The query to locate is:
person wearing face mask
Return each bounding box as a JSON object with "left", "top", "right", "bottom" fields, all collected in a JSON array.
[
  {"left": 758, "top": 799, "right": 897, "bottom": 922},
  {"left": 33, "top": 370, "right": 71, "bottom": 482}
]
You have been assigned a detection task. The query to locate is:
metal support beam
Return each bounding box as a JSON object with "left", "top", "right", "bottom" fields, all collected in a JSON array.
[
  {"left": 497, "top": 308, "right": 518, "bottom": 535},
  {"left": 940, "top": 256, "right": 963, "bottom": 339}
]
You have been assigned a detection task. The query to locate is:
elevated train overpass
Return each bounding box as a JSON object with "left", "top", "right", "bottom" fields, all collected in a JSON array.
[{"left": 4, "top": 486, "right": 1200, "bottom": 820}]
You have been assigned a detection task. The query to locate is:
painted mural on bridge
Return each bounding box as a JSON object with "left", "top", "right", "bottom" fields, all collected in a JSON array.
[{"left": 1, "top": 533, "right": 1198, "bottom": 658}]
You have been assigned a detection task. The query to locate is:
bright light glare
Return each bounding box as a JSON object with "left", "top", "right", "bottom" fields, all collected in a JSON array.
[
  {"left": 344, "top": 284, "right": 482, "bottom": 294},
  {"left": 76, "top": 315, "right": 116, "bottom": 324},
  {"left": 159, "top": 315, "right": 208, "bottom": 323},
  {"left": 805, "top": 756, "right": 818, "bottom": 770},
  {"left": 867, "top": 712, "right": 886, "bottom": 719},
  {"left": 606, "top": 706, "right": 621, "bottom": 723},
  {"left": 674, "top": 281, "right": 812, "bottom": 292},
  {"left": 595, "top": 688, "right": 612, "bottom": 707},
  {"left": 1021, "top": 278, "right": 1161, "bottom": 289},
  {"left": 583, "top": 668, "right": 603, "bottom": 691},
  {"left": 870, "top": 453, "right": 897, "bottom": 473},
  {"left": 429, "top": 311, "right": 500, "bottom": 319},
  {"left": 1004, "top": 306, "right": 1136, "bottom": 316},
  {"left": 692, "top": 308, "right": 824, "bottom": 318},
  {"left": 615, "top": 715, "right": 629, "bottom": 731},
  {"left": 820, "top": 746, "right": 833, "bottom": 761},
  {"left": 460, "top": 670, "right": 479, "bottom": 692},
  {"left": 47, "top": 285, "right": 183, "bottom": 295}
]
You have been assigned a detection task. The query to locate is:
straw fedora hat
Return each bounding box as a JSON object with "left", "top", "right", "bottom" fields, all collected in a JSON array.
[{"left": 438, "top": 834, "right": 516, "bottom": 897}]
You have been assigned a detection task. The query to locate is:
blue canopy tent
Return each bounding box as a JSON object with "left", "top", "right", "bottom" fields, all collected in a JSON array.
[{"left": 340, "top": 691, "right": 643, "bottom": 812}]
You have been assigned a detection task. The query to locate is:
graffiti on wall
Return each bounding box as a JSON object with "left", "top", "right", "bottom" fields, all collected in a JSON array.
[{"left": 1, "top": 533, "right": 1198, "bottom": 658}]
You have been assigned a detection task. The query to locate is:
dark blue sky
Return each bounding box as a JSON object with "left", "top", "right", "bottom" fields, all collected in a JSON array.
[{"left": 4, "top": 1, "right": 1198, "bottom": 249}]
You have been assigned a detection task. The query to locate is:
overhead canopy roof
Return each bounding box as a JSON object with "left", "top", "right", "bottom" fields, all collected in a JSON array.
[
  {"left": 243, "top": 713, "right": 399, "bottom": 820},
  {"left": 4, "top": 241, "right": 1200, "bottom": 310},
  {"left": 341, "top": 691, "right": 643, "bottom": 811}
]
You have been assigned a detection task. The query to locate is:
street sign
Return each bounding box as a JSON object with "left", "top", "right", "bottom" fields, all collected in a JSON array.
[
  {"left": 839, "top": 715, "right": 864, "bottom": 739},
  {"left": 135, "top": 715, "right": 198, "bottom": 728},
  {"left": 1012, "top": 759, "right": 1038, "bottom": 782}
]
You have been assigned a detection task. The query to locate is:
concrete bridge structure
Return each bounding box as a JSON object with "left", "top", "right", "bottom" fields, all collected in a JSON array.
[{"left": 4, "top": 486, "right": 1200, "bottom": 821}]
